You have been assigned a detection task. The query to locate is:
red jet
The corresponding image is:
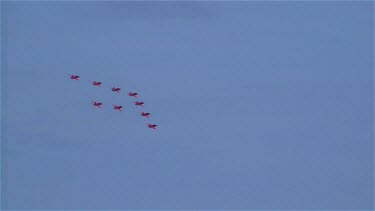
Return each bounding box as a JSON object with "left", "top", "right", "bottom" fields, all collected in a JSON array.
[
  {"left": 128, "top": 92, "right": 138, "bottom": 98},
  {"left": 134, "top": 101, "right": 144, "bottom": 107},
  {"left": 113, "top": 104, "right": 123, "bottom": 112},
  {"left": 92, "top": 101, "right": 102, "bottom": 108},
  {"left": 69, "top": 75, "right": 79, "bottom": 80},
  {"left": 92, "top": 81, "right": 102, "bottom": 87},
  {"left": 147, "top": 123, "right": 157, "bottom": 130},
  {"left": 141, "top": 112, "right": 150, "bottom": 118},
  {"left": 112, "top": 87, "right": 121, "bottom": 93}
]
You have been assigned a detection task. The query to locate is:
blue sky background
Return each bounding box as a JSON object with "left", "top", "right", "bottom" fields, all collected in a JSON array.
[{"left": 1, "top": 1, "right": 374, "bottom": 210}]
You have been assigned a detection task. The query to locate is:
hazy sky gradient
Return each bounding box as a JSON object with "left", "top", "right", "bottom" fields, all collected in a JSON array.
[{"left": 1, "top": 1, "right": 374, "bottom": 210}]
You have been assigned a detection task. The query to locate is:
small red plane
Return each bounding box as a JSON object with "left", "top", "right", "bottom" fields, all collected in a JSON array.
[
  {"left": 92, "top": 81, "right": 102, "bottom": 87},
  {"left": 92, "top": 101, "right": 102, "bottom": 108},
  {"left": 69, "top": 75, "right": 79, "bottom": 80},
  {"left": 147, "top": 123, "right": 157, "bottom": 130},
  {"left": 112, "top": 87, "right": 121, "bottom": 93},
  {"left": 128, "top": 92, "right": 138, "bottom": 98},
  {"left": 134, "top": 101, "right": 144, "bottom": 107},
  {"left": 113, "top": 104, "right": 123, "bottom": 112},
  {"left": 141, "top": 112, "right": 150, "bottom": 118}
]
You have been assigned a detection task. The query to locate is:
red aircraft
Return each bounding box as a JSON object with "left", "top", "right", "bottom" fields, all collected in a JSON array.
[
  {"left": 128, "top": 92, "right": 138, "bottom": 98},
  {"left": 134, "top": 101, "right": 144, "bottom": 107},
  {"left": 113, "top": 104, "right": 123, "bottom": 112},
  {"left": 69, "top": 75, "right": 79, "bottom": 80},
  {"left": 141, "top": 112, "right": 150, "bottom": 118},
  {"left": 92, "top": 101, "right": 102, "bottom": 108},
  {"left": 147, "top": 123, "right": 157, "bottom": 130},
  {"left": 112, "top": 87, "right": 121, "bottom": 93},
  {"left": 92, "top": 81, "right": 102, "bottom": 87}
]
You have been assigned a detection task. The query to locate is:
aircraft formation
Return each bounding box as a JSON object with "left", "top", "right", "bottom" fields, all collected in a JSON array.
[{"left": 69, "top": 74, "right": 157, "bottom": 130}]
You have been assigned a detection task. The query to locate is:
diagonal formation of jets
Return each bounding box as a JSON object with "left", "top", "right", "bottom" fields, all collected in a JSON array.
[{"left": 69, "top": 74, "right": 157, "bottom": 130}]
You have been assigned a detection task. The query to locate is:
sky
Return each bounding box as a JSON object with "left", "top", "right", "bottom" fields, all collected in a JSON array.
[{"left": 1, "top": 1, "right": 374, "bottom": 210}]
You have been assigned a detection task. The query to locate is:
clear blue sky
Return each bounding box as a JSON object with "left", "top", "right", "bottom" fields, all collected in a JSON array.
[{"left": 1, "top": 1, "right": 374, "bottom": 210}]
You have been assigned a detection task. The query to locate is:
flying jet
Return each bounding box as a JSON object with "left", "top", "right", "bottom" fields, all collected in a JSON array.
[
  {"left": 92, "top": 81, "right": 102, "bottom": 87},
  {"left": 112, "top": 87, "right": 121, "bottom": 93},
  {"left": 113, "top": 104, "right": 123, "bottom": 112},
  {"left": 128, "top": 92, "right": 138, "bottom": 98},
  {"left": 141, "top": 112, "right": 150, "bottom": 118},
  {"left": 134, "top": 101, "right": 144, "bottom": 107},
  {"left": 147, "top": 123, "right": 157, "bottom": 130},
  {"left": 69, "top": 75, "right": 79, "bottom": 80},
  {"left": 92, "top": 101, "right": 102, "bottom": 108}
]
